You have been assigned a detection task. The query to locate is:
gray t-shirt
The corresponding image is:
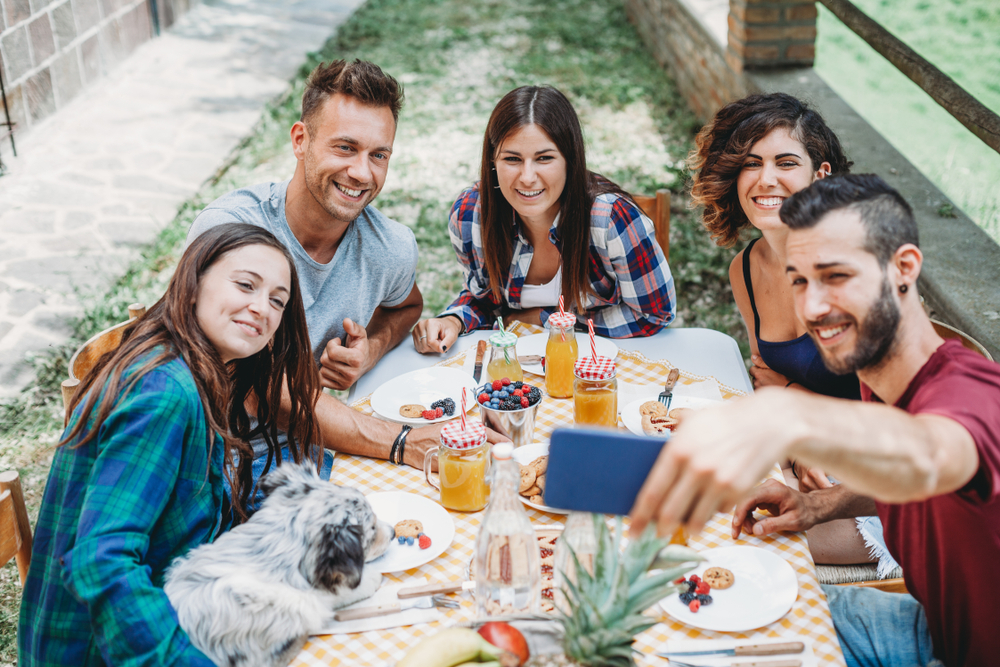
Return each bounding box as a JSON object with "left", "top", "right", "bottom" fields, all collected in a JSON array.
[{"left": 188, "top": 180, "right": 418, "bottom": 457}]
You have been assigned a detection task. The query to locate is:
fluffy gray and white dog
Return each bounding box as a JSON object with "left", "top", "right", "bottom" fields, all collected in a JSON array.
[{"left": 164, "top": 462, "right": 394, "bottom": 667}]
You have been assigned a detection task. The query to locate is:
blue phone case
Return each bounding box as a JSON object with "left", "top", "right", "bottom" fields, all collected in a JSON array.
[{"left": 544, "top": 427, "right": 668, "bottom": 515}]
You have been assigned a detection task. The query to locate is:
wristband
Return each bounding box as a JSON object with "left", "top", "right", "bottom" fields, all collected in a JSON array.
[
  {"left": 390, "top": 425, "right": 411, "bottom": 465},
  {"left": 785, "top": 380, "right": 796, "bottom": 388}
]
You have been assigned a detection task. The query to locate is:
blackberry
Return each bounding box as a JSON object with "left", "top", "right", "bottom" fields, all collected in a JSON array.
[
  {"left": 687, "top": 580, "right": 698, "bottom": 593},
  {"left": 513, "top": 381, "right": 523, "bottom": 389},
  {"left": 431, "top": 398, "right": 456, "bottom": 416},
  {"left": 696, "top": 594, "right": 713, "bottom": 605},
  {"left": 679, "top": 592, "right": 695, "bottom": 604}
]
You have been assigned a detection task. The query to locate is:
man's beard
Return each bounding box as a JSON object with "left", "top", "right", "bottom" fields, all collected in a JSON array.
[
  {"left": 813, "top": 275, "right": 901, "bottom": 375},
  {"left": 303, "top": 160, "right": 374, "bottom": 224}
]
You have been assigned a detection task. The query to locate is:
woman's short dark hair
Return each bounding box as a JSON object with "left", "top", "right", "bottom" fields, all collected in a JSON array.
[
  {"left": 478, "top": 86, "right": 629, "bottom": 312},
  {"left": 688, "top": 93, "right": 853, "bottom": 247}
]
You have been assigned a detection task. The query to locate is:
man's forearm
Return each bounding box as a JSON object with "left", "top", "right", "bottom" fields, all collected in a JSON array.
[
  {"left": 365, "top": 301, "right": 423, "bottom": 367},
  {"left": 804, "top": 485, "right": 878, "bottom": 524}
]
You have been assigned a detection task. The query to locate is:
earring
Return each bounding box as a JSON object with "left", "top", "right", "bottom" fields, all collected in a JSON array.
[{"left": 899, "top": 284, "right": 908, "bottom": 294}]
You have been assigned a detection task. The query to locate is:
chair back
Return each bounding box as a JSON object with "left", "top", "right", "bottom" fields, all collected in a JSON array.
[
  {"left": 632, "top": 189, "right": 671, "bottom": 263},
  {"left": 61, "top": 304, "right": 146, "bottom": 422},
  {"left": 931, "top": 319, "right": 993, "bottom": 361},
  {"left": 0, "top": 470, "right": 33, "bottom": 585}
]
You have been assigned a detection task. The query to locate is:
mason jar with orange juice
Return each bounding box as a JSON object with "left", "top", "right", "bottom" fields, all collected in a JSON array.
[
  {"left": 486, "top": 331, "right": 522, "bottom": 383},
  {"left": 573, "top": 356, "right": 618, "bottom": 427},
  {"left": 544, "top": 313, "right": 577, "bottom": 398},
  {"left": 423, "top": 420, "right": 490, "bottom": 512}
]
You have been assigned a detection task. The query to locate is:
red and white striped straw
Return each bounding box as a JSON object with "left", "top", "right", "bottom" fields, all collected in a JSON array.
[
  {"left": 588, "top": 318, "right": 596, "bottom": 360},
  {"left": 559, "top": 295, "right": 565, "bottom": 316},
  {"left": 460, "top": 390, "right": 468, "bottom": 431}
]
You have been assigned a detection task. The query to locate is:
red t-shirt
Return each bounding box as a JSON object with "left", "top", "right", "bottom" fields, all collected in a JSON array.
[{"left": 863, "top": 339, "right": 1000, "bottom": 667}]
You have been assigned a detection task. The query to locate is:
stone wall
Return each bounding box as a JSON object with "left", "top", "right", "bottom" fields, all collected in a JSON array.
[{"left": 0, "top": 0, "right": 198, "bottom": 145}]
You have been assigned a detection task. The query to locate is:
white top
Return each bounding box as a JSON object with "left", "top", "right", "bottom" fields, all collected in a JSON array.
[{"left": 519, "top": 268, "right": 562, "bottom": 309}]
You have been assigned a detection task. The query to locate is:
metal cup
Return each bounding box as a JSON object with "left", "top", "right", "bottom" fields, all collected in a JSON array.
[{"left": 479, "top": 397, "right": 542, "bottom": 448}]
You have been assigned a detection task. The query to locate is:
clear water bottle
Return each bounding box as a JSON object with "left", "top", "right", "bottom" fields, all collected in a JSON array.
[
  {"left": 474, "top": 442, "right": 540, "bottom": 617},
  {"left": 553, "top": 512, "right": 598, "bottom": 613}
]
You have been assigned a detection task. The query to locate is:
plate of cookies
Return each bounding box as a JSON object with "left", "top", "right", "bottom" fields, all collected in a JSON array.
[
  {"left": 365, "top": 491, "right": 455, "bottom": 573},
  {"left": 512, "top": 443, "right": 567, "bottom": 514},
  {"left": 369, "top": 367, "right": 478, "bottom": 425},
  {"left": 658, "top": 545, "right": 798, "bottom": 632},
  {"left": 620, "top": 395, "right": 723, "bottom": 437}
]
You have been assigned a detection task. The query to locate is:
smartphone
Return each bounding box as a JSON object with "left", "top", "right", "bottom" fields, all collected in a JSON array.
[{"left": 543, "top": 427, "right": 668, "bottom": 515}]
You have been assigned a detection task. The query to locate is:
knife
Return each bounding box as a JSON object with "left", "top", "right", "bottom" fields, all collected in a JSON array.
[
  {"left": 517, "top": 355, "right": 544, "bottom": 365},
  {"left": 657, "top": 641, "right": 804, "bottom": 658},
  {"left": 473, "top": 340, "right": 487, "bottom": 384},
  {"left": 397, "top": 580, "right": 475, "bottom": 599},
  {"left": 334, "top": 597, "right": 434, "bottom": 622},
  {"left": 665, "top": 660, "right": 801, "bottom": 667}
]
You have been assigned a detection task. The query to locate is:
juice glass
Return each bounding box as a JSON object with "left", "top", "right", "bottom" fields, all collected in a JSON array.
[
  {"left": 573, "top": 356, "right": 618, "bottom": 427},
  {"left": 424, "top": 420, "right": 490, "bottom": 512},
  {"left": 545, "top": 313, "right": 577, "bottom": 398},
  {"left": 486, "top": 331, "right": 522, "bottom": 383}
]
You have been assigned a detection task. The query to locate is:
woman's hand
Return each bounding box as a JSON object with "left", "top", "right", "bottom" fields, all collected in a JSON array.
[
  {"left": 503, "top": 308, "right": 544, "bottom": 328},
  {"left": 412, "top": 316, "right": 462, "bottom": 354},
  {"left": 749, "top": 354, "right": 791, "bottom": 388},
  {"left": 794, "top": 461, "right": 835, "bottom": 493}
]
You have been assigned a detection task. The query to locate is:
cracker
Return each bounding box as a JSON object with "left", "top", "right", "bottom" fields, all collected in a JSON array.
[
  {"left": 399, "top": 404, "right": 425, "bottom": 418},
  {"left": 703, "top": 566, "right": 735, "bottom": 590},
  {"left": 394, "top": 519, "right": 423, "bottom": 538}
]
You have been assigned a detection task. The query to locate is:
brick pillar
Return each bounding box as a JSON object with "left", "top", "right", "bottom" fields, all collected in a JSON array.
[{"left": 727, "top": 0, "right": 817, "bottom": 72}]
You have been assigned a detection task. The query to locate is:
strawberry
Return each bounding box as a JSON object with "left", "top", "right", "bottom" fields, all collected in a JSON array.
[
  {"left": 520, "top": 398, "right": 530, "bottom": 408},
  {"left": 501, "top": 377, "right": 511, "bottom": 386},
  {"left": 688, "top": 599, "right": 700, "bottom": 613},
  {"left": 418, "top": 534, "right": 431, "bottom": 549},
  {"left": 478, "top": 393, "right": 490, "bottom": 404},
  {"left": 696, "top": 581, "right": 710, "bottom": 595},
  {"left": 492, "top": 379, "right": 503, "bottom": 391},
  {"left": 422, "top": 410, "right": 436, "bottom": 420},
  {"left": 673, "top": 576, "right": 687, "bottom": 585}
]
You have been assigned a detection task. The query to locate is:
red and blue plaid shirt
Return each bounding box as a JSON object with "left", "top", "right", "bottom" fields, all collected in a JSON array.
[{"left": 440, "top": 185, "right": 676, "bottom": 338}]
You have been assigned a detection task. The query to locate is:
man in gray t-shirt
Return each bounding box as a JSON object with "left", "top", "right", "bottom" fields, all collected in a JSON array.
[{"left": 188, "top": 60, "right": 498, "bottom": 492}]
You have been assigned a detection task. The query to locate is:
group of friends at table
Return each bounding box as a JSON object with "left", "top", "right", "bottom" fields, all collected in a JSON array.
[{"left": 16, "top": 58, "right": 1000, "bottom": 667}]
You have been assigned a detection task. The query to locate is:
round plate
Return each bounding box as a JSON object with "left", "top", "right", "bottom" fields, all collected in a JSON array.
[
  {"left": 659, "top": 545, "right": 798, "bottom": 632},
  {"left": 620, "top": 395, "right": 723, "bottom": 436},
  {"left": 369, "top": 367, "right": 477, "bottom": 424},
  {"left": 365, "top": 492, "right": 455, "bottom": 573},
  {"left": 515, "top": 333, "right": 619, "bottom": 376},
  {"left": 511, "top": 442, "right": 568, "bottom": 515}
]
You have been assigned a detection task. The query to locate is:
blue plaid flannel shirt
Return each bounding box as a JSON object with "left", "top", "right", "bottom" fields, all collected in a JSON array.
[
  {"left": 440, "top": 185, "right": 676, "bottom": 337},
  {"left": 19, "top": 355, "right": 221, "bottom": 666}
]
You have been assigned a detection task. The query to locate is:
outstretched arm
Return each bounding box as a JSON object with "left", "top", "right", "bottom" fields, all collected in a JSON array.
[{"left": 730, "top": 479, "right": 877, "bottom": 538}]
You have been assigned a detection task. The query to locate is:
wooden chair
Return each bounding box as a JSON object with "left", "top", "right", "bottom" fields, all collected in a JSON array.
[
  {"left": 931, "top": 319, "right": 993, "bottom": 361},
  {"left": 0, "top": 470, "right": 33, "bottom": 586},
  {"left": 632, "top": 189, "right": 671, "bottom": 263},
  {"left": 61, "top": 303, "right": 146, "bottom": 422}
]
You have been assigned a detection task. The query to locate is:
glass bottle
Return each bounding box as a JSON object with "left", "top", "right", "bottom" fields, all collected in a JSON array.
[
  {"left": 545, "top": 313, "right": 578, "bottom": 398},
  {"left": 474, "top": 442, "right": 540, "bottom": 617},
  {"left": 552, "top": 512, "right": 598, "bottom": 613},
  {"left": 486, "top": 332, "right": 523, "bottom": 383},
  {"left": 573, "top": 356, "right": 618, "bottom": 427}
]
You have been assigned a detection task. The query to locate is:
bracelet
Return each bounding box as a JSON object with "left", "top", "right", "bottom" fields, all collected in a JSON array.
[
  {"left": 785, "top": 380, "right": 796, "bottom": 388},
  {"left": 790, "top": 460, "right": 799, "bottom": 479},
  {"left": 390, "top": 425, "right": 411, "bottom": 465}
]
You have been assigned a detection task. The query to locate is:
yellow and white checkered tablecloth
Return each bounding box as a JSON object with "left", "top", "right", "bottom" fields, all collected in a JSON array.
[{"left": 292, "top": 324, "right": 846, "bottom": 667}]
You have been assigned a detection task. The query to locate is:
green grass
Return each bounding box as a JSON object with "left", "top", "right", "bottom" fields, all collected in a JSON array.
[
  {"left": 0, "top": 0, "right": 744, "bottom": 659},
  {"left": 815, "top": 0, "right": 1000, "bottom": 242}
]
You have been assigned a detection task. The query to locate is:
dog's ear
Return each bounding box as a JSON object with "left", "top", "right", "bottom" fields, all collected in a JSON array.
[
  {"left": 314, "top": 523, "right": 366, "bottom": 590},
  {"left": 260, "top": 462, "right": 315, "bottom": 499}
]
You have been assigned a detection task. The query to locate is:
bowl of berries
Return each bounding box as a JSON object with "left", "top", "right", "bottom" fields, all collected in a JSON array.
[{"left": 476, "top": 378, "right": 543, "bottom": 448}]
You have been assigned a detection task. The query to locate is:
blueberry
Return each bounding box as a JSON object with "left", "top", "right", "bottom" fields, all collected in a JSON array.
[
  {"left": 492, "top": 390, "right": 500, "bottom": 398},
  {"left": 679, "top": 592, "right": 695, "bottom": 604},
  {"left": 406, "top": 536, "right": 414, "bottom": 545},
  {"left": 697, "top": 594, "right": 713, "bottom": 605},
  {"left": 499, "top": 390, "right": 509, "bottom": 399},
  {"left": 397, "top": 536, "right": 405, "bottom": 544}
]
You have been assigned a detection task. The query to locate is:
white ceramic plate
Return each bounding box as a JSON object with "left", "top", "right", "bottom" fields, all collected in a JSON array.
[
  {"left": 659, "top": 545, "right": 798, "bottom": 632},
  {"left": 365, "top": 491, "right": 455, "bottom": 573},
  {"left": 620, "top": 395, "right": 723, "bottom": 437},
  {"left": 511, "top": 442, "right": 568, "bottom": 515},
  {"left": 515, "top": 333, "right": 619, "bottom": 376},
  {"left": 369, "top": 367, "right": 478, "bottom": 424}
]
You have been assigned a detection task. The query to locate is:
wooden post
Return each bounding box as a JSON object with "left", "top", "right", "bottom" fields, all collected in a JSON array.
[
  {"left": 727, "top": 0, "right": 817, "bottom": 72},
  {"left": 0, "top": 471, "right": 33, "bottom": 586}
]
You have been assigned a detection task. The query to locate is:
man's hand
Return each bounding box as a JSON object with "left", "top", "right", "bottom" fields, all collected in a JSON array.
[
  {"left": 412, "top": 316, "right": 462, "bottom": 355},
  {"left": 749, "top": 355, "right": 791, "bottom": 389},
  {"left": 402, "top": 423, "right": 510, "bottom": 469},
  {"left": 730, "top": 479, "right": 820, "bottom": 538},
  {"left": 794, "top": 462, "right": 835, "bottom": 493},
  {"left": 320, "top": 318, "right": 372, "bottom": 390}
]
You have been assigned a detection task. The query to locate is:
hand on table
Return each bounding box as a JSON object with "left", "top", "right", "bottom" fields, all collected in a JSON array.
[
  {"left": 749, "top": 355, "right": 791, "bottom": 389},
  {"left": 731, "top": 478, "right": 820, "bottom": 538},
  {"left": 401, "top": 423, "right": 509, "bottom": 470},
  {"left": 412, "top": 317, "right": 462, "bottom": 355},
  {"left": 320, "top": 319, "right": 372, "bottom": 390}
]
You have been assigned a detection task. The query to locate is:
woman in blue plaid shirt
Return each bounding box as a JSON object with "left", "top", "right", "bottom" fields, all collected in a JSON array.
[
  {"left": 412, "top": 86, "right": 676, "bottom": 353},
  {"left": 19, "top": 224, "right": 320, "bottom": 666}
]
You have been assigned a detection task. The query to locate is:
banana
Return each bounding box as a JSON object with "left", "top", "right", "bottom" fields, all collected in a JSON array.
[{"left": 397, "top": 627, "right": 501, "bottom": 667}]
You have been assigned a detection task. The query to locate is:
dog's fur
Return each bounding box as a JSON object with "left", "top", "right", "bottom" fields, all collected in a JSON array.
[{"left": 164, "top": 463, "right": 394, "bottom": 667}]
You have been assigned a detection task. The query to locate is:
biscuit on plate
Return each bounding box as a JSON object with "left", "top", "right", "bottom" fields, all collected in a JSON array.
[
  {"left": 530, "top": 456, "right": 548, "bottom": 475},
  {"left": 668, "top": 407, "right": 693, "bottom": 421},
  {"left": 639, "top": 400, "right": 668, "bottom": 418},
  {"left": 642, "top": 413, "right": 677, "bottom": 436},
  {"left": 519, "top": 465, "right": 537, "bottom": 493},
  {"left": 703, "top": 566, "right": 735, "bottom": 589},
  {"left": 394, "top": 519, "right": 423, "bottom": 538},
  {"left": 399, "top": 404, "right": 425, "bottom": 418}
]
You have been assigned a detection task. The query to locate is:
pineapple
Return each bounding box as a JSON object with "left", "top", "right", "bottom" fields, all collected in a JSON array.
[{"left": 527, "top": 516, "right": 703, "bottom": 667}]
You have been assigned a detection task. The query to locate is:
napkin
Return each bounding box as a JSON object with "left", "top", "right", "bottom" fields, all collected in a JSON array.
[
  {"left": 313, "top": 578, "right": 444, "bottom": 636},
  {"left": 654, "top": 636, "right": 818, "bottom": 667}
]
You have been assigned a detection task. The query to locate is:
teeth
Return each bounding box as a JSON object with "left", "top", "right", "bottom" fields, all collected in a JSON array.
[
  {"left": 336, "top": 183, "right": 363, "bottom": 197},
  {"left": 237, "top": 321, "right": 261, "bottom": 336},
  {"left": 817, "top": 324, "right": 848, "bottom": 339},
  {"left": 517, "top": 189, "right": 542, "bottom": 197},
  {"left": 754, "top": 197, "right": 783, "bottom": 206}
]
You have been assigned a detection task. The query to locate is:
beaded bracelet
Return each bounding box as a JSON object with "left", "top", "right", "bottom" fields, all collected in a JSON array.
[{"left": 390, "top": 425, "right": 412, "bottom": 465}]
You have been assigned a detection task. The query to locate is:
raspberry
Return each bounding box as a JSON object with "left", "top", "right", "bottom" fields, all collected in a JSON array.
[
  {"left": 435, "top": 407, "right": 444, "bottom": 418},
  {"left": 418, "top": 534, "right": 432, "bottom": 549},
  {"left": 422, "top": 410, "right": 436, "bottom": 420},
  {"left": 688, "top": 599, "right": 700, "bottom": 613},
  {"left": 521, "top": 397, "right": 530, "bottom": 408},
  {"left": 673, "top": 576, "right": 687, "bottom": 585},
  {"left": 492, "top": 379, "right": 503, "bottom": 391},
  {"left": 512, "top": 389, "right": 523, "bottom": 398},
  {"left": 501, "top": 378, "right": 511, "bottom": 386},
  {"left": 522, "top": 384, "right": 533, "bottom": 392},
  {"left": 695, "top": 581, "right": 710, "bottom": 595},
  {"left": 478, "top": 393, "right": 490, "bottom": 404},
  {"left": 690, "top": 574, "right": 701, "bottom": 584}
]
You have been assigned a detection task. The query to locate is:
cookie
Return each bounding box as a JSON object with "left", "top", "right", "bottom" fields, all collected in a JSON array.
[
  {"left": 523, "top": 484, "right": 541, "bottom": 497},
  {"left": 534, "top": 474, "right": 546, "bottom": 491},
  {"left": 640, "top": 400, "right": 668, "bottom": 418},
  {"left": 668, "top": 407, "right": 693, "bottom": 421},
  {"left": 642, "top": 413, "right": 677, "bottom": 436},
  {"left": 702, "top": 566, "right": 735, "bottom": 590},
  {"left": 530, "top": 455, "right": 548, "bottom": 476},
  {"left": 519, "top": 464, "right": 537, "bottom": 493},
  {"left": 399, "top": 404, "right": 425, "bottom": 418},
  {"left": 529, "top": 494, "right": 544, "bottom": 505},
  {"left": 394, "top": 519, "right": 423, "bottom": 539}
]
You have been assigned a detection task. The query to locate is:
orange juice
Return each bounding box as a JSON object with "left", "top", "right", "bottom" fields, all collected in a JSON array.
[
  {"left": 439, "top": 445, "right": 490, "bottom": 512},
  {"left": 545, "top": 328, "right": 577, "bottom": 398},
  {"left": 573, "top": 383, "right": 618, "bottom": 427},
  {"left": 487, "top": 355, "right": 523, "bottom": 383}
]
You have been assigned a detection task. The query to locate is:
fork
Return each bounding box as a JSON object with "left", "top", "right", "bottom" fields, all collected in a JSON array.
[
  {"left": 658, "top": 367, "right": 681, "bottom": 410},
  {"left": 663, "top": 661, "right": 802, "bottom": 667},
  {"left": 334, "top": 594, "right": 460, "bottom": 621}
]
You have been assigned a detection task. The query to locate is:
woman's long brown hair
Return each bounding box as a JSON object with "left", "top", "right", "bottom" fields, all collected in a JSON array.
[
  {"left": 688, "top": 93, "right": 852, "bottom": 247},
  {"left": 61, "top": 223, "right": 320, "bottom": 522},
  {"left": 478, "top": 86, "right": 631, "bottom": 313}
]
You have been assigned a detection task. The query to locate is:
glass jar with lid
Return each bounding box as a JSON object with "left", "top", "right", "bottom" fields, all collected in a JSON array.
[
  {"left": 544, "top": 313, "right": 577, "bottom": 398},
  {"left": 423, "top": 420, "right": 490, "bottom": 512},
  {"left": 486, "top": 331, "right": 522, "bottom": 383},
  {"left": 573, "top": 355, "right": 617, "bottom": 427}
]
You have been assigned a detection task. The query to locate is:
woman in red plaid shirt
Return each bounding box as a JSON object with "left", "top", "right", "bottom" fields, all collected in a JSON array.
[{"left": 412, "top": 86, "right": 676, "bottom": 353}]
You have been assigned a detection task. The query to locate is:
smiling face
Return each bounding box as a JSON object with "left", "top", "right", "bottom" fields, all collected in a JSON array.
[
  {"left": 786, "top": 209, "right": 902, "bottom": 374},
  {"left": 494, "top": 123, "right": 567, "bottom": 228},
  {"left": 736, "top": 126, "right": 831, "bottom": 232},
  {"left": 195, "top": 244, "right": 292, "bottom": 363},
  {"left": 295, "top": 93, "right": 395, "bottom": 224}
]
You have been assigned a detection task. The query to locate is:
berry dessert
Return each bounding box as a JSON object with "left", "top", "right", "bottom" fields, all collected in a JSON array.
[
  {"left": 676, "top": 573, "right": 721, "bottom": 612},
  {"left": 476, "top": 379, "right": 542, "bottom": 411}
]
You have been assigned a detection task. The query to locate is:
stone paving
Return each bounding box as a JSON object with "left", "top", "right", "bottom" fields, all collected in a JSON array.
[{"left": 0, "top": 0, "right": 363, "bottom": 397}]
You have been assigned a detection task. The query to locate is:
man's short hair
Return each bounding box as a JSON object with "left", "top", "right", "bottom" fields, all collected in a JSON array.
[
  {"left": 780, "top": 174, "right": 919, "bottom": 266},
  {"left": 301, "top": 59, "right": 404, "bottom": 129}
]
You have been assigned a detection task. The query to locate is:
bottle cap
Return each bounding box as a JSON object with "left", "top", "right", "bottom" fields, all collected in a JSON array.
[
  {"left": 488, "top": 331, "right": 518, "bottom": 348},
  {"left": 574, "top": 355, "right": 616, "bottom": 380},
  {"left": 547, "top": 312, "right": 577, "bottom": 329},
  {"left": 491, "top": 442, "right": 514, "bottom": 460},
  {"left": 440, "top": 420, "right": 487, "bottom": 450}
]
